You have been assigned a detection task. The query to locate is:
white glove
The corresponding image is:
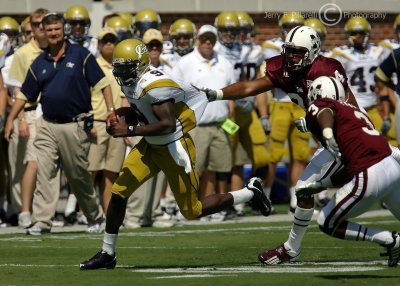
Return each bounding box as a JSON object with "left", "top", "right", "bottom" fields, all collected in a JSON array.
[
  {"left": 381, "top": 117, "right": 391, "bottom": 135},
  {"left": 295, "top": 180, "right": 325, "bottom": 197},
  {"left": 295, "top": 117, "right": 308, "bottom": 133},
  {"left": 323, "top": 128, "right": 341, "bottom": 160},
  {"left": 259, "top": 116, "right": 271, "bottom": 135}
]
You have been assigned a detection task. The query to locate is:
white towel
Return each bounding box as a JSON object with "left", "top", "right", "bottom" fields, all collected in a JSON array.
[{"left": 168, "top": 140, "right": 192, "bottom": 173}]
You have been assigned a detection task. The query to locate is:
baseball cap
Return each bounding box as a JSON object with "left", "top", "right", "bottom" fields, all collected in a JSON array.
[
  {"left": 197, "top": 24, "right": 217, "bottom": 38},
  {"left": 98, "top": 27, "right": 118, "bottom": 40},
  {"left": 142, "top": 28, "right": 163, "bottom": 44}
]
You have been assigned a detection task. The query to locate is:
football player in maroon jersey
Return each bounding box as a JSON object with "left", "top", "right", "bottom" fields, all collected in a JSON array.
[
  {"left": 202, "top": 25, "right": 360, "bottom": 264},
  {"left": 299, "top": 76, "right": 399, "bottom": 267}
]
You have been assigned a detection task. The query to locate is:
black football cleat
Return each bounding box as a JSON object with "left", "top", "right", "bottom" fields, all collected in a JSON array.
[
  {"left": 247, "top": 177, "right": 271, "bottom": 216},
  {"left": 80, "top": 250, "right": 116, "bottom": 270}
]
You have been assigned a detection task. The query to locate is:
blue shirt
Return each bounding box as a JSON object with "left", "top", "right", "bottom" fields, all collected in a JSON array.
[
  {"left": 376, "top": 48, "right": 400, "bottom": 96},
  {"left": 21, "top": 42, "right": 106, "bottom": 122}
]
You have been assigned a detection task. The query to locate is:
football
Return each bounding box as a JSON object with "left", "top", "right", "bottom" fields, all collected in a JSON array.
[{"left": 115, "top": 107, "right": 138, "bottom": 125}]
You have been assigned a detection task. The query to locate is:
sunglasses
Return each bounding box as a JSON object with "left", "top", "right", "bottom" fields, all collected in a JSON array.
[
  {"left": 100, "top": 36, "right": 118, "bottom": 44},
  {"left": 24, "top": 30, "right": 33, "bottom": 35},
  {"left": 146, "top": 42, "right": 163, "bottom": 50},
  {"left": 199, "top": 34, "right": 216, "bottom": 44},
  {"left": 31, "top": 21, "right": 41, "bottom": 29}
]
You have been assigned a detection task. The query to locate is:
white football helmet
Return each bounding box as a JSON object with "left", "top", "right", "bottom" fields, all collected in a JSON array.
[
  {"left": 282, "top": 25, "right": 321, "bottom": 71},
  {"left": 308, "top": 76, "right": 346, "bottom": 104}
]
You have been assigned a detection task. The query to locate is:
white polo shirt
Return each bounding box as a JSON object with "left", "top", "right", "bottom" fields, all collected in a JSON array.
[{"left": 172, "top": 47, "right": 235, "bottom": 124}]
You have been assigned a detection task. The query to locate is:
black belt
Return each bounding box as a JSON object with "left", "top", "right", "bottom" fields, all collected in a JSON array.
[
  {"left": 24, "top": 106, "right": 37, "bottom": 112},
  {"left": 43, "top": 115, "right": 86, "bottom": 124}
]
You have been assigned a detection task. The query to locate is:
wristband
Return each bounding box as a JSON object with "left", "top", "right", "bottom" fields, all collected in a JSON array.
[
  {"left": 107, "top": 107, "right": 115, "bottom": 112},
  {"left": 322, "top": 128, "right": 333, "bottom": 139},
  {"left": 127, "top": 125, "right": 136, "bottom": 136},
  {"left": 216, "top": 89, "right": 224, "bottom": 100}
]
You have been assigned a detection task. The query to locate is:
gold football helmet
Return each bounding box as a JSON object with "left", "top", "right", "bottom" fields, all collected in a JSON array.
[
  {"left": 304, "top": 18, "right": 327, "bottom": 44},
  {"left": 279, "top": 12, "right": 305, "bottom": 39},
  {"left": 106, "top": 16, "right": 132, "bottom": 41},
  {"left": 0, "top": 16, "right": 19, "bottom": 47},
  {"left": 64, "top": 5, "right": 91, "bottom": 41},
  {"left": 214, "top": 11, "right": 240, "bottom": 48},
  {"left": 169, "top": 18, "right": 196, "bottom": 56},
  {"left": 117, "top": 12, "right": 134, "bottom": 29},
  {"left": 133, "top": 9, "right": 161, "bottom": 38},
  {"left": 112, "top": 39, "right": 150, "bottom": 87},
  {"left": 344, "top": 16, "right": 371, "bottom": 49},
  {"left": 236, "top": 12, "right": 254, "bottom": 43}
]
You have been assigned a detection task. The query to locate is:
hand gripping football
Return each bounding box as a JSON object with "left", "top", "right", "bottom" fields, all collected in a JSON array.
[{"left": 115, "top": 107, "right": 138, "bottom": 125}]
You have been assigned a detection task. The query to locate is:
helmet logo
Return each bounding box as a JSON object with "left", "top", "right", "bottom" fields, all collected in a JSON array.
[
  {"left": 310, "top": 34, "right": 320, "bottom": 49},
  {"left": 135, "top": 44, "right": 148, "bottom": 59},
  {"left": 309, "top": 84, "right": 322, "bottom": 101}
]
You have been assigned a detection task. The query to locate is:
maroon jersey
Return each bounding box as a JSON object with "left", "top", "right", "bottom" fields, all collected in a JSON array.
[
  {"left": 305, "top": 98, "right": 391, "bottom": 177},
  {"left": 265, "top": 55, "right": 349, "bottom": 109}
]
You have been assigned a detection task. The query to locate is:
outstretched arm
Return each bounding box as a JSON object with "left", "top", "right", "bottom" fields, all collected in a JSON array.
[{"left": 221, "top": 76, "right": 275, "bottom": 100}]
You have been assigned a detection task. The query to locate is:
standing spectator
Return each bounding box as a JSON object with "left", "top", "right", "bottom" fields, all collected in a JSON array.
[
  {"left": 79, "top": 38, "right": 270, "bottom": 270},
  {"left": 64, "top": 5, "right": 98, "bottom": 56},
  {"left": 88, "top": 27, "right": 128, "bottom": 214},
  {"left": 376, "top": 47, "right": 400, "bottom": 145},
  {"left": 173, "top": 24, "right": 236, "bottom": 222},
  {"left": 7, "top": 8, "right": 49, "bottom": 227},
  {"left": 20, "top": 16, "right": 34, "bottom": 44},
  {"left": 4, "top": 13, "right": 112, "bottom": 235}
]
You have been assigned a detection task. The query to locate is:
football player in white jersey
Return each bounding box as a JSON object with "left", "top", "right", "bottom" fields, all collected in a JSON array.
[
  {"left": 261, "top": 12, "right": 312, "bottom": 213},
  {"left": 330, "top": 16, "right": 396, "bottom": 145},
  {"left": 376, "top": 14, "right": 400, "bottom": 147},
  {"left": 304, "top": 18, "right": 329, "bottom": 57},
  {"left": 161, "top": 18, "right": 196, "bottom": 75},
  {"left": 230, "top": 12, "right": 269, "bottom": 216},
  {"left": 80, "top": 39, "right": 272, "bottom": 270},
  {"left": 64, "top": 5, "right": 98, "bottom": 56}
]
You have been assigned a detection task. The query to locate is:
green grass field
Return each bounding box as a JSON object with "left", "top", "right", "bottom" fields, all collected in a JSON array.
[{"left": 0, "top": 212, "right": 399, "bottom": 286}]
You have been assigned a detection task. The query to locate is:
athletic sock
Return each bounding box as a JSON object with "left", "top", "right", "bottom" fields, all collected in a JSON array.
[
  {"left": 284, "top": 207, "right": 314, "bottom": 256},
  {"left": 230, "top": 187, "right": 253, "bottom": 205},
  {"left": 102, "top": 232, "right": 118, "bottom": 255},
  {"left": 289, "top": 187, "right": 297, "bottom": 209}
]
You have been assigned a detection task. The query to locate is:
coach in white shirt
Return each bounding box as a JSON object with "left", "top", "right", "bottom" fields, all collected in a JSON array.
[{"left": 172, "top": 25, "right": 236, "bottom": 220}]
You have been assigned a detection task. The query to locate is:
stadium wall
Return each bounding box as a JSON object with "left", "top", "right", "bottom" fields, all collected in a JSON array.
[{"left": 1, "top": 0, "right": 399, "bottom": 50}]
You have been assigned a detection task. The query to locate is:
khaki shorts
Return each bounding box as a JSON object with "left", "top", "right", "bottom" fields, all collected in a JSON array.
[
  {"left": 190, "top": 125, "right": 232, "bottom": 172},
  {"left": 88, "top": 121, "right": 126, "bottom": 173},
  {"left": 268, "top": 101, "right": 311, "bottom": 163}
]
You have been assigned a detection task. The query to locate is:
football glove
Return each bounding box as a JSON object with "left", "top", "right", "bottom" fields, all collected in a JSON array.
[
  {"left": 200, "top": 87, "right": 223, "bottom": 102},
  {"left": 381, "top": 117, "right": 391, "bottom": 135},
  {"left": 259, "top": 116, "right": 271, "bottom": 135},
  {"left": 295, "top": 117, "right": 308, "bottom": 133},
  {"left": 323, "top": 128, "right": 341, "bottom": 160}
]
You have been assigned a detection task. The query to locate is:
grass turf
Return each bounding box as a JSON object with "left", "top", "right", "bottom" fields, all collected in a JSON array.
[{"left": 0, "top": 214, "right": 399, "bottom": 286}]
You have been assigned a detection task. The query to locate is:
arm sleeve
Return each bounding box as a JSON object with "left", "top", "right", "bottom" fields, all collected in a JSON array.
[
  {"left": 20, "top": 66, "right": 41, "bottom": 102},
  {"left": 83, "top": 52, "right": 108, "bottom": 88},
  {"left": 376, "top": 50, "right": 398, "bottom": 82}
]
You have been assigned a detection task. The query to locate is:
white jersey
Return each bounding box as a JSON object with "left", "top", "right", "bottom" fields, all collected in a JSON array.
[
  {"left": 172, "top": 48, "right": 235, "bottom": 124},
  {"left": 262, "top": 37, "right": 291, "bottom": 102},
  {"left": 160, "top": 41, "right": 181, "bottom": 76},
  {"left": 330, "top": 44, "right": 388, "bottom": 109},
  {"left": 0, "top": 33, "right": 10, "bottom": 69},
  {"left": 69, "top": 36, "right": 98, "bottom": 56},
  {"left": 121, "top": 66, "right": 207, "bottom": 145},
  {"left": 214, "top": 41, "right": 242, "bottom": 81}
]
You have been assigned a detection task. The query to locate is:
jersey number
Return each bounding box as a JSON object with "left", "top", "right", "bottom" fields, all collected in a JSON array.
[
  {"left": 354, "top": 110, "right": 380, "bottom": 136},
  {"left": 150, "top": 70, "right": 164, "bottom": 77},
  {"left": 349, "top": 66, "right": 377, "bottom": 93}
]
